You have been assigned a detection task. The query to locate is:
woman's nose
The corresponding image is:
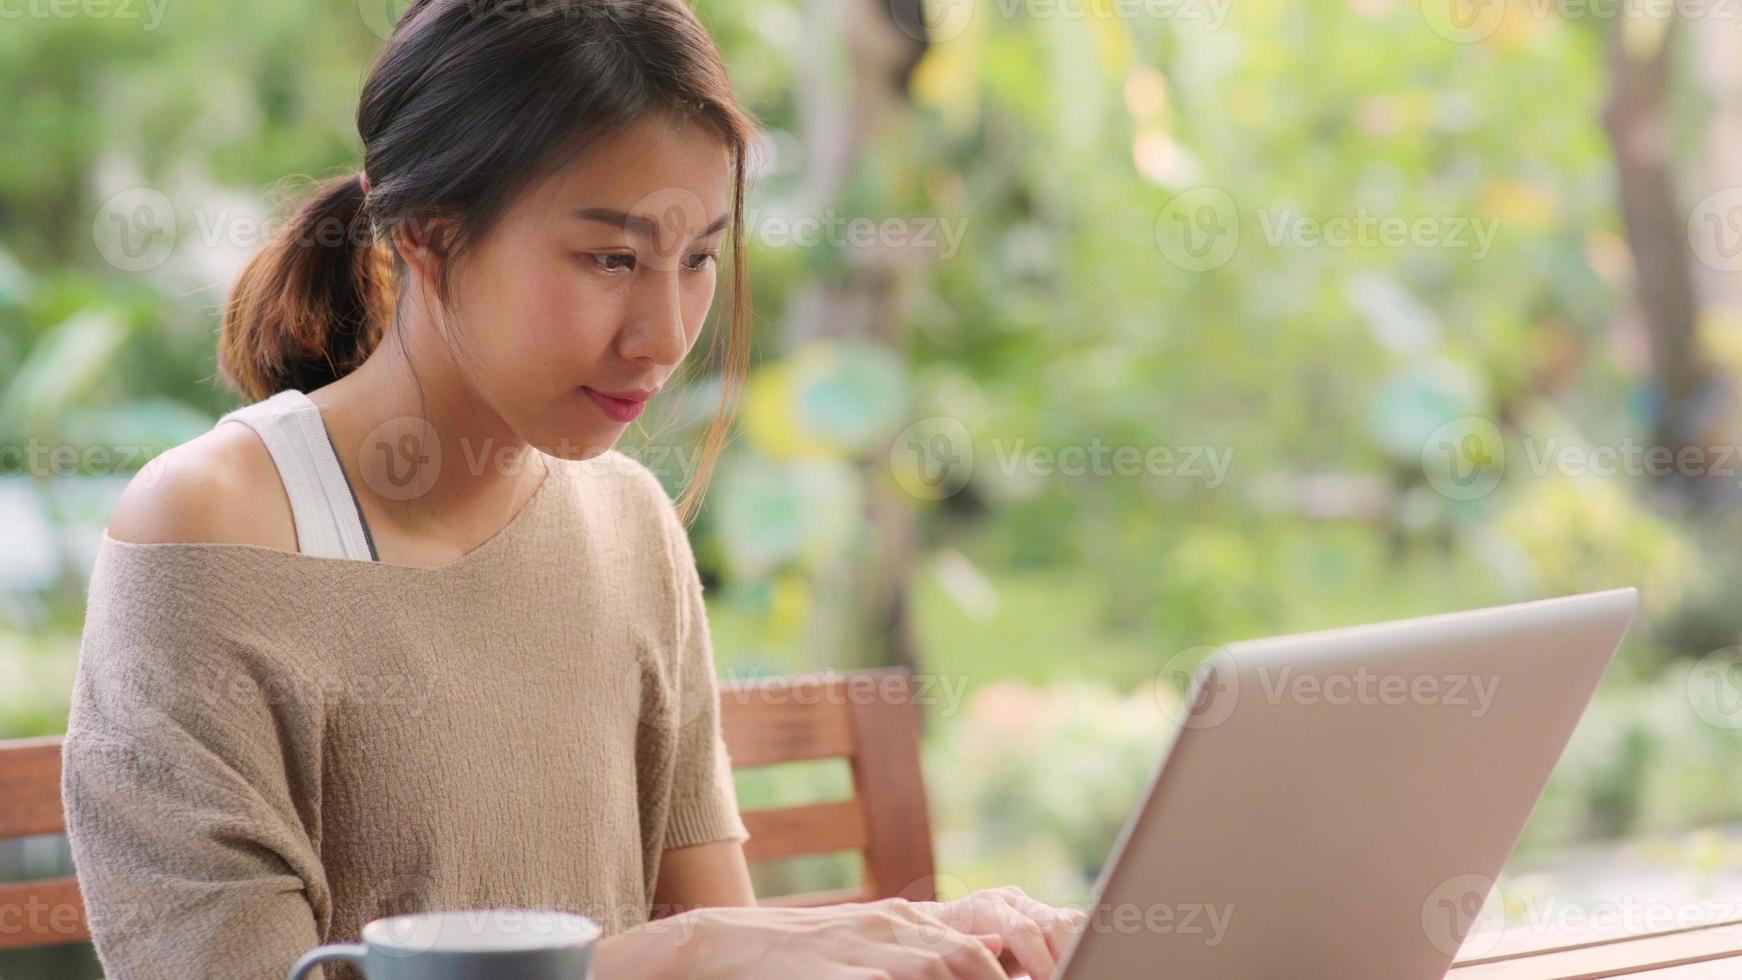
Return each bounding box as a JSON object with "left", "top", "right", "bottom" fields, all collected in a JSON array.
[{"left": 619, "top": 275, "right": 688, "bottom": 366}]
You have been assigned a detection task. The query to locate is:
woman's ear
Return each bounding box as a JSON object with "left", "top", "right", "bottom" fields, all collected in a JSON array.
[{"left": 391, "top": 217, "right": 455, "bottom": 288}]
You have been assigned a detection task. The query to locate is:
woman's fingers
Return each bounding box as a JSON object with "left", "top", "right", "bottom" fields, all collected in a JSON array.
[
  {"left": 881, "top": 900, "right": 1009, "bottom": 979},
  {"left": 997, "top": 887, "right": 1086, "bottom": 964},
  {"left": 943, "top": 933, "right": 1010, "bottom": 979},
  {"left": 988, "top": 894, "right": 1057, "bottom": 980}
]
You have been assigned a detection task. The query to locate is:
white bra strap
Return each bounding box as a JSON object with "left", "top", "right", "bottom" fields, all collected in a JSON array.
[{"left": 216, "top": 389, "right": 376, "bottom": 561}]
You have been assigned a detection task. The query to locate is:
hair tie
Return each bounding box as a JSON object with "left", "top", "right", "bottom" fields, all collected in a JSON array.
[{"left": 358, "top": 171, "right": 372, "bottom": 196}]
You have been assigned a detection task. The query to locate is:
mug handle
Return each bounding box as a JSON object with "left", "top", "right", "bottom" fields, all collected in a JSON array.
[{"left": 288, "top": 943, "right": 368, "bottom": 980}]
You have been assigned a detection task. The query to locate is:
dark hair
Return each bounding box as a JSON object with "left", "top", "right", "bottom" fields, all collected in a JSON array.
[{"left": 219, "top": 0, "right": 756, "bottom": 520}]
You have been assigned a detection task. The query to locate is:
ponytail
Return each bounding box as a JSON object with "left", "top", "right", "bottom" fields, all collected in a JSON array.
[{"left": 218, "top": 173, "right": 396, "bottom": 402}]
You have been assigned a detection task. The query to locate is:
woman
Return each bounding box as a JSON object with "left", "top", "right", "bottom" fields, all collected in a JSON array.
[{"left": 60, "top": 0, "right": 1086, "bottom": 977}]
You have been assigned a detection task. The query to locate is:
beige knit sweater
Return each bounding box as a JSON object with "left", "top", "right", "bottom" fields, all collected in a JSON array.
[{"left": 60, "top": 450, "right": 750, "bottom": 979}]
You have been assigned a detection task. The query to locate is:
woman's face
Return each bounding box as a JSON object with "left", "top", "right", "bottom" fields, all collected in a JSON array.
[{"left": 442, "top": 110, "right": 733, "bottom": 462}]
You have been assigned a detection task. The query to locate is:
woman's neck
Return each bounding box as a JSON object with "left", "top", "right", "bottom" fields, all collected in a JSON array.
[{"left": 307, "top": 324, "right": 550, "bottom": 568}]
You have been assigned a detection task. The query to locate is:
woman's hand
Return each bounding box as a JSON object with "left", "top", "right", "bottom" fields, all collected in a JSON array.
[
  {"left": 912, "top": 886, "right": 1089, "bottom": 980},
  {"left": 597, "top": 900, "right": 1011, "bottom": 978}
]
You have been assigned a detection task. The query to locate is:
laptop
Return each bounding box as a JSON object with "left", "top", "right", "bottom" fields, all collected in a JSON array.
[{"left": 1054, "top": 587, "right": 1639, "bottom": 979}]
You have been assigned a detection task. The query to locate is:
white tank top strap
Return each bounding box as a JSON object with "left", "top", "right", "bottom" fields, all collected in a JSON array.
[{"left": 215, "top": 389, "right": 378, "bottom": 562}]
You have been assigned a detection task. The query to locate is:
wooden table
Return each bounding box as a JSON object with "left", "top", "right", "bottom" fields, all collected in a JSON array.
[{"left": 1448, "top": 919, "right": 1742, "bottom": 978}]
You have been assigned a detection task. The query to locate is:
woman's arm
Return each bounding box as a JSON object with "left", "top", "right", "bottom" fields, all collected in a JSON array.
[
  {"left": 651, "top": 839, "right": 757, "bottom": 917},
  {"left": 66, "top": 459, "right": 334, "bottom": 979}
]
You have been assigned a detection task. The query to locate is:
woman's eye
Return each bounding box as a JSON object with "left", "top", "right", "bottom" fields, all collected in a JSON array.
[
  {"left": 593, "top": 253, "right": 635, "bottom": 273},
  {"left": 682, "top": 251, "right": 718, "bottom": 272}
]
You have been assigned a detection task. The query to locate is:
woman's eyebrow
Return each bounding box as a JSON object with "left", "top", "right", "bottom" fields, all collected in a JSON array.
[{"left": 572, "top": 207, "right": 730, "bottom": 243}]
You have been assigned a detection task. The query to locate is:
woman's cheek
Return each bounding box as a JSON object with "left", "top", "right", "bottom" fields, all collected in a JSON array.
[
  {"left": 519, "top": 267, "right": 598, "bottom": 344},
  {"left": 683, "top": 275, "right": 717, "bottom": 345}
]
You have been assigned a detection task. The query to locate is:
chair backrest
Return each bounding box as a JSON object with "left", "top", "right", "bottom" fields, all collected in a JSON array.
[
  {"left": 717, "top": 667, "right": 937, "bottom": 907},
  {"left": 0, "top": 666, "right": 934, "bottom": 949},
  {"left": 0, "top": 735, "right": 86, "bottom": 950}
]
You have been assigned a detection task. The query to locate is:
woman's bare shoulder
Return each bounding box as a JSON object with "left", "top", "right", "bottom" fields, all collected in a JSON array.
[{"left": 106, "top": 421, "right": 297, "bottom": 551}]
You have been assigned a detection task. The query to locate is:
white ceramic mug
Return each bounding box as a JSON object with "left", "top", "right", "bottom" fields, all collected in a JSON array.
[{"left": 288, "top": 908, "right": 600, "bottom": 980}]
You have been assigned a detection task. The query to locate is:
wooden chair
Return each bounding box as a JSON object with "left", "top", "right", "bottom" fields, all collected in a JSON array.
[
  {"left": 719, "top": 666, "right": 937, "bottom": 907},
  {"left": 0, "top": 666, "right": 934, "bottom": 950},
  {"left": 0, "top": 735, "right": 84, "bottom": 951}
]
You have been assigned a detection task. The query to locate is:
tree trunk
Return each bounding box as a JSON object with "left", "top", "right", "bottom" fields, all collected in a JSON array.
[
  {"left": 1601, "top": 18, "right": 1724, "bottom": 509},
  {"left": 786, "top": 0, "right": 931, "bottom": 675}
]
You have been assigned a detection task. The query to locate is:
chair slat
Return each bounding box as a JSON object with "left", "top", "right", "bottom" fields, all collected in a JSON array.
[
  {"left": 719, "top": 681, "right": 856, "bottom": 767},
  {"left": 718, "top": 668, "right": 936, "bottom": 906},
  {"left": 741, "top": 800, "right": 869, "bottom": 863},
  {"left": 0, "top": 736, "right": 65, "bottom": 839},
  {"left": 845, "top": 671, "right": 937, "bottom": 902},
  {"left": 0, "top": 875, "right": 89, "bottom": 950}
]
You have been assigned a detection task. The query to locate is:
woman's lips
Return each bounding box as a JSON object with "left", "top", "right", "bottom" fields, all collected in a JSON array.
[{"left": 581, "top": 386, "right": 649, "bottom": 423}]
